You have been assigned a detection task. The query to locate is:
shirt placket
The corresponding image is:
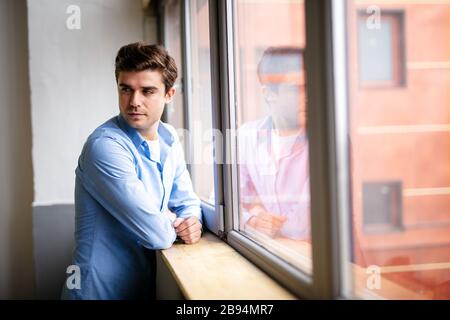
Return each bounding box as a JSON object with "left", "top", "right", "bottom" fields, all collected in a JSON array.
[{"left": 142, "top": 141, "right": 166, "bottom": 212}]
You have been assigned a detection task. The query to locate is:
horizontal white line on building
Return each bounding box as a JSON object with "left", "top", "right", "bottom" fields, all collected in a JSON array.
[
  {"left": 403, "top": 187, "right": 450, "bottom": 197},
  {"left": 356, "top": 0, "right": 450, "bottom": 5},
  {"left": 408, "top": 61, "right": 450, "bottom": 70},
  {"left": 358, "top": 124, "right": 450, "bottom": 135},
  {"left": 380, "top": 262, "right": 450, "bottom": 274}
]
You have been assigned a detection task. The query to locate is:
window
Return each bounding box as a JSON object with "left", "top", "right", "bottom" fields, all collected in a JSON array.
[
  {"left": 357, "top": 11, "right": 405, "bottom": 87},
  {"left": 362, "top": 181, "right": 403, "bottom": 232},
  {"left": 229, "top": 0, "right": 312, "bottom": 283}
]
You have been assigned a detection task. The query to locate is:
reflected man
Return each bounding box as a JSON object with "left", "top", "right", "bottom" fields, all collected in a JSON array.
[{"left": 239, "top": 47, "right": 310, "bottom": 240}]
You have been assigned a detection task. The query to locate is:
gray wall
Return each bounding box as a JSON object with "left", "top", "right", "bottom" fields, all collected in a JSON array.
[
  {"left": 32, "top": 204, "right": 75, "bottom": 299},
  {"left": 0, "top": 0, "right": 35, "bottom": 299}
]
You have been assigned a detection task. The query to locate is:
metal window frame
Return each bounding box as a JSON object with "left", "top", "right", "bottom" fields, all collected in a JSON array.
[{"left": 330, "top": 0, "right": 353, "bottom": 299}]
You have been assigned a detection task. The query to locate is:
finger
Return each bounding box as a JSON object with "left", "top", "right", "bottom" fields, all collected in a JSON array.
[
  {"left": 253, "top": 219, "right": 281, "bottom": 236},
  {"left": 177, "top": 223, "right": 202, "bottom": 237},
  {"left": 254, "top": 218, "right": 274, "bottom": 230},
  {"left": 180, "top": 229, "right": 202, "bottom": 244},
  {"left": 176, "top": 217, "right": 200, "bottom": 233},
  {"left": 252, "top": 221, "right": 274, "bottom": 233},
  {"left": 175, "top": 216, "right": 197, "bottom": 231},
  {"left": 270, "top": 218, "right": 285, "bottom": 229},
  {"left": 258, "top": 215, "right": 285, "bottom": 229},
  {"left": 184, "top": 230, "right": 202, "bottom": 243},
  {"left": 259, "top": 213, "right": 285, "bottom": 224},
  {"left": 173, "top": 217, "right": 184, "bottom": 228},
  {"left": 271, "top": 215, "right": 287, "bottom": 222},
  {"left": 258, "top": 214, "right": 281, "bottom": 225}
]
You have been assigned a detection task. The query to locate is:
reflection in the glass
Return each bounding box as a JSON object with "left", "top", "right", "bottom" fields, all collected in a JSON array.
[
  {"left": 234, "top": 0, "right": 311, "bottom": 274},
  {"left": 239, "top": 47, "right": 309, "bottom": 241}
]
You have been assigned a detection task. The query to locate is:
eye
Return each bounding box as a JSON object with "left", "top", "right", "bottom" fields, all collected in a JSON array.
[
  {"left": 120, "top": 87, "right": 131, "bottom": 93},
  {"left": 143, "top": 89, "right": 156, "bottom": 95}
]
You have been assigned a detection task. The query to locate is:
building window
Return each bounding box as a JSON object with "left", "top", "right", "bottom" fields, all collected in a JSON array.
[
  {"left": 357, "top": 11, "right": 405, "bottom": 87},
  {"left": 362, "top": 181, "right": 403, "bottom": 232}
]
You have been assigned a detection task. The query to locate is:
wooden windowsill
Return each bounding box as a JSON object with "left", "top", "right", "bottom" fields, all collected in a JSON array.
[{"left": 159, "top": 232, "right": 297, "bottom": 300}]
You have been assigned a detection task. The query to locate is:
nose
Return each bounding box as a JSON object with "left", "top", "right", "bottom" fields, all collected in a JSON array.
[{"left": 130, "top": 91, "right": 141, "bottom": 108}]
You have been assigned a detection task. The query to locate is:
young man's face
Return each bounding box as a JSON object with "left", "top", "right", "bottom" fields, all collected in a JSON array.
[
  {"left": 117, "top": 70, "right": 175, "bottom": 139},
  {"left": 263, "top": 71, "right": 307, "bottom": 132}
]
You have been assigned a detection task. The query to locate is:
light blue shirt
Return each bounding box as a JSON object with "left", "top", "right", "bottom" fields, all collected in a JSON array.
[{"left": 61, "top": 115, "right": 201, "bottom": 300}]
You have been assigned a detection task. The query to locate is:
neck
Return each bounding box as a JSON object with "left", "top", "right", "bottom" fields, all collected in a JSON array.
[
  {"left": 272, "top": 120, "right": 304, "bottom": 137},
  {"left": 140, "top": 124, "right": 159, "bottom": 141}
]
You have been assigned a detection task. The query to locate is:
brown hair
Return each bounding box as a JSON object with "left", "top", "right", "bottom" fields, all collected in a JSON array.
[
  {"left": 115, "top": 42, "right": 178, "bottom": 93},
  {"left": 257, "top": 46, "right": 304, "bottom": 86}
]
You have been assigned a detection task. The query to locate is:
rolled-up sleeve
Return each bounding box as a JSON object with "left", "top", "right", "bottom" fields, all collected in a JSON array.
[
  {"left": 167, "top": 140, "right": 202, "bottom": 224},
  {"left": 77, "top": 136, "right": 177, "bottom": 250}
]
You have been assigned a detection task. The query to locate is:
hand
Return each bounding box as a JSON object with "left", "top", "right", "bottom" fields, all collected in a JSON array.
[
  {"left": 246, "top": 210, "right": 286, "bottom": 238},
  {"left": 173, "top": 216, "right": 202, "bottom": 244}
]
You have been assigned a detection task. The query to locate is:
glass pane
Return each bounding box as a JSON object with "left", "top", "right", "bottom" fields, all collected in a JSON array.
[
  {"left": 189, "top": 0, "right": 215, "bottom": 202},
  {"left": 233, "top": 0, "right": 312, "bottom": 274},
  {"left": 164, "top": 0, "right": 184, "bottom": 131},
  {"left": 347, "top": 1, "right": 450, "bottom": 299}
]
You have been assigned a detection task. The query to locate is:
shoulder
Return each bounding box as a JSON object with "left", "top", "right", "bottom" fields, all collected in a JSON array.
[
  {"left": 81, "top": 117, "right": 134, "bottom": 161},
  {"left": 237, "top": 117, "right": 270, "bottom": 141},
  {"left": 238, "top": 116, "right": 270, "bottom": 132},
  {"left": 89, "top": 116, "right": 128, "bottom": 142},
  {"left": 159, "top": 121, "right": 182, "bottom": 146}
]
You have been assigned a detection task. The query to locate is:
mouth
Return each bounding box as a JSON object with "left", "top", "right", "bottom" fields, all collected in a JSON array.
[{"left": 127, "top": 112, "right": 145, "bottom": 118}]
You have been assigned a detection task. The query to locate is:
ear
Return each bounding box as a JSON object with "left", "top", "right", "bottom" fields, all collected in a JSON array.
[{"left": 165, "top": 87, "right": 176, "bottom": 103}]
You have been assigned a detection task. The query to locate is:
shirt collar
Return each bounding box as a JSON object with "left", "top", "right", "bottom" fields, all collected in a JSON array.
[
  {"left": 117, "top": 114, "right": 175, "bottom": 150},
  {"left": 256, "top": 116, "right": 308, "bottom": 156},
  {"left": 256, "top": 116, "right": 273, "bottom": 146}
]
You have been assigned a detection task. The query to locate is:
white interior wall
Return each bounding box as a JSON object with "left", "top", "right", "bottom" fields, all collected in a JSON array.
[{"left": 28, "top": 0, "right": 145, "bottom": 205}]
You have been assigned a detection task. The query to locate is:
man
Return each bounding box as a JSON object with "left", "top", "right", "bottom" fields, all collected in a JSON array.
[
  {"left": 239, "top": 46, "right": 310, "bottom": 240},
  {"left": 62, "top": 43, "right": 202, "bottom": 300}
]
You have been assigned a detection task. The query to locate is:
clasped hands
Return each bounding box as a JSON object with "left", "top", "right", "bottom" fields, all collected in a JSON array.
[
  {"left": 246, "top": 205, "right": 287, "bottom": 238},
  {"left": 172, "top": 216, "right": 202, "bottom": 244}
]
